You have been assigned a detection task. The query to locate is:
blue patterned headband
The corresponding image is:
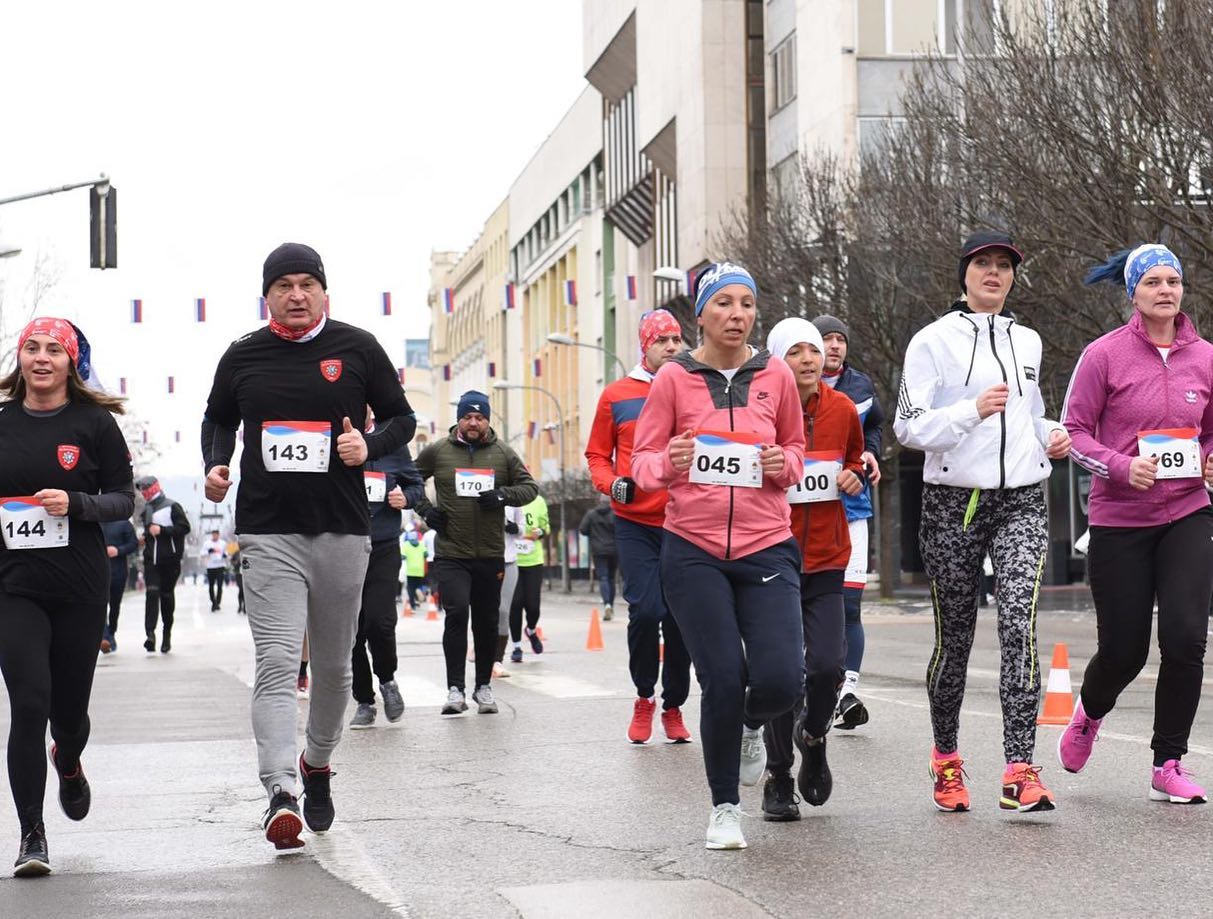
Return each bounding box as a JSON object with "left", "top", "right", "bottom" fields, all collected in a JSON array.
[
  {"left": 694, "top": 262, "right": 757, "bottom": 316},
  {"left": 1084, "top": 243, "right": 1183, "bottom": 298}
]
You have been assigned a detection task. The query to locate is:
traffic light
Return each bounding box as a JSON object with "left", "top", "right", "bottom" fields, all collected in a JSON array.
[{"left": 89, "top": 183, "right": 117, "bottom": 269}]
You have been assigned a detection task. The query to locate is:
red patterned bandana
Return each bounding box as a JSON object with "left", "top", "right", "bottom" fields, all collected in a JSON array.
[
  {"left": 638, "top": 309, "right": 681, "bottom": 371},
  {"left": 268, "top": 314, "right": 326, "bottom": 341},
  {"left": 18, "top": 317, "right": 79, "bottom": 364}
]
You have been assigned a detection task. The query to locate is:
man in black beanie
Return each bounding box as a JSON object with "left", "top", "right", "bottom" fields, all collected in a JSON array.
[{"left": 201, "top": 241, "right": 417, "bottom": 851}]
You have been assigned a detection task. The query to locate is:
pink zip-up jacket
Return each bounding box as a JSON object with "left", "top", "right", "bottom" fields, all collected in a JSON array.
[
  {"left": 1061, "top": 310, "right": 1213, "bottom": 527},
  {"left": 631, "top": 348, "right": 804, "bottom": 559}
]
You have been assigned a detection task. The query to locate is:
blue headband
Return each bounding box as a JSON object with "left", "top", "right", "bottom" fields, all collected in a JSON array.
[
  {"left": 694, "top": 262, "right": 757, "bottom": 316},
  {"left": 1084, "top": 244, "right": 1183, "bottom": 298}
]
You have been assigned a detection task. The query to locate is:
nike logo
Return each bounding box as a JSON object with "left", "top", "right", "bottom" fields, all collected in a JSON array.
[{"left": 762, "top": 574, "right": 779, "bottom": 583}]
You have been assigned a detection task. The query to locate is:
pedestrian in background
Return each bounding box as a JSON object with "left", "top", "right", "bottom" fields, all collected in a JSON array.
[
  {"left": 579, "top": 495, "right": 618, "bottom": 619},
  {"left": 100, "top": 515, "right": 137, "bottom": 653},
  {"left": 200, "top": 528, "right": 227, "bottom": 612},
  {"left": 136, "top": 475, "right": 190, "bottom": 653},
  {"left": 509, "top": 492, "right": 550, "bottom": 660}
]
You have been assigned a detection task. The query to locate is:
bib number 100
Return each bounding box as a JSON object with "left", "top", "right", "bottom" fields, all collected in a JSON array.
[{"left": 696, "top": 455, "right": 741, "bottom": 476}]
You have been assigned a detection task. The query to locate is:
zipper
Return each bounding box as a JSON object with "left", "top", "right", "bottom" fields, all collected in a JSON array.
[
  {"left": 725, "top": 379, "right": 735, "bottom": 560},
  {"left": 799, "top": 406, "right": 815, "bottom": 564},
  {"left": 987, "top": 316, "right": 1008, "bottom": 489}
]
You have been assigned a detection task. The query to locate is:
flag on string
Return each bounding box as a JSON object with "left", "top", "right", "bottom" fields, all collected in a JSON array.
[
  {"left": 504, "top": 283, "right": 515, "bottom": 310},
  {"left": 527, "top": 421, "right": 537, "bottom": 440},
  {"left": 429, "top": 420, "right": 436, "bottom": 434},
  {"left": 382, "top": 292, "right": 392, "bottom": 316},
  {"left": 142, "top": 430, "right": 148, "bottom": 444},
  {"left": 397, "top": 367, "right": 406, "bottom": 384},
  {"left": 487, "top": 361, "right": 496, "bottom": 378},
  {"left": 443, "top": 288, "right": 454, "bottom": 313},
  {"left": 167, "top": 376, "right": 175, "bottom": 394},
  {"left": 564, "top": 279, "right": 577, "bottom": 306},
  {"left": 545, "top": 425, "right": 555, "bottom": 445},
  {"left": 626, "top": 275, "right": 637, "bottom": 300},
  {"left": 258, "top": 297, "right": 268, "bottom": 320},
  {"left": 174, "top": 431, "right": 181, "bottom": 443},
  {"left": 442, "top": 364, "right": 451, "bottom": 381},
  {"left": 131, "top": 299, "right": 143, "bottom": 323},
  {"left": 119, "top": 377, "right": 127, "bottom": 395},
  {"left": 532, "top": 358, "right": 542, "bottom": 377},
  {"left": 686, "top": 268, "right": 698, "bottom": 295},
  {"left": 195, "top": 298, "right": 206, "bottom": 322}
]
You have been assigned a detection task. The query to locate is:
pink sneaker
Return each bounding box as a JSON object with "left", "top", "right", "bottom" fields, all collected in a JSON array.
[
  {"left": 1057, "top": 699, "right": 1102, "bottom": 773},
  {"left": 1150, "top": 760, "right": 1207, "bottom": 804}
]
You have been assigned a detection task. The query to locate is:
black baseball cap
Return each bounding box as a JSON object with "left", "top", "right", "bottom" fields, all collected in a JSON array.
[{"left": 959, "top": 231, "right": 1024, "bottom": 292}]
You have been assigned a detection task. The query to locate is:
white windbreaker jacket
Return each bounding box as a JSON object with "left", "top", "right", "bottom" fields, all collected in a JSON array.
[{"left": 894, "top": 305, "right": 1065, "bottom": 489}]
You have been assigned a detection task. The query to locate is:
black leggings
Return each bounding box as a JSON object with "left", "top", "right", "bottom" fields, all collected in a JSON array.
[
  {"left": 352, "top": 541, "right": 402, "bottom": 703},
  {"left": 1082, "top": 507, "right": 1213, "bottom": 764},
  {"left": 437, "top": 557, "right": 505, "bottom": 690},
  {"left": 205, "top": 567, "right": 224, "bottom": 608},
  {"left": 509, "top": 565, "right": 543, "bottom": 641},
  {"left": 107, "top": 571, "right": 126, "bottom": 632},
  {"left": 0, "top": 592, "right": 106, "bottom": 831},
  {"left": 145, "top": 560, "right": 181, "bottom": 636}
]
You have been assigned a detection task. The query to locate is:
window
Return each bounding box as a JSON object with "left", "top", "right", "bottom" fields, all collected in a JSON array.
[{"left": 771, "top": 34, "right": 796, "bottom": 112}]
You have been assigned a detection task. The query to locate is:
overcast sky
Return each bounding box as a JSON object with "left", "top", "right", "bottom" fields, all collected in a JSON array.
[{"left": 0, "top": 0, "right": 585, "bottom": 476}]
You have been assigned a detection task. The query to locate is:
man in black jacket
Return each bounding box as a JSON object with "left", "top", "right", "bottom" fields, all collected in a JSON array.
[
  {"left": 100, "top": 517, "right": 138, "bottom": 653},
  {"left": 136, "top": 475, "right": 191, "bottom": 654},
  {"left": 579, "top": 496, "right": 618, "bottom": 620}
]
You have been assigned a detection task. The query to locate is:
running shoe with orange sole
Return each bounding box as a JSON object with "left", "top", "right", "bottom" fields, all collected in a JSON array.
[
  {"left": 1000, "top": 762, "right": 1055, "bottom": 812},
  {"left": 930, "top": 749, "right": 970, "bottom": 812}
]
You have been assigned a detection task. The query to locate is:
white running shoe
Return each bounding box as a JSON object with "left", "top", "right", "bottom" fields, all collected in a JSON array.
[
  {"left": 441, "top": 687, "right": 468, "bottom": 715},
  {"left": 472, "top": 685, "right": 499, "bottom": 714},
  {"left": 705, "top": 803, "right": 747, "bottom": 850},
  {"left": 739, "top": 726, "right": 767, "bottom": 786}
]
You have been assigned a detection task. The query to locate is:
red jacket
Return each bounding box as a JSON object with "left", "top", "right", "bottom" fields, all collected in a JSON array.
[
  {"left": 791, "top": 384, "right": 865, "bottom": 574},
  {"left": 585, "top": 367, "right": 668, "bottom": 528}
]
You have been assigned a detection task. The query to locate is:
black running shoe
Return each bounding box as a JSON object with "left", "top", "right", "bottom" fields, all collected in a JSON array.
[
  {"left": 834, "top": 692, "right": 870, "bottom": 731},
  {"left": 262, "top": 786, "right": 304, "bottom": 850},
  {"left": 13, "top": 823, "right": 49, "bottom": 878},
  {"left": 794, "top": 724, "right": 833, "bottom": 807},
  {"left": 160, "top": 634, "right": 172, "bottom": 653},
  {"left": 762, "top": 771, "right": 801, "bottom": 822},
  {"left": 144, "top": 632, "right": 156, "bottom": 653},
  {"left": 299, "top": 755, "right": 334, "bottom": 833},
  {"left": 49, "top": 745, "right": 90, "bottom": 821}
]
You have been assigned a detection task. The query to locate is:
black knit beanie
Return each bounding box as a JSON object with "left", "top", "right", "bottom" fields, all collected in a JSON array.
[
  {"left": 262, "top": 243, "right": 327, "bottom": 296},
  {"left": 812, "top": 314, "right": 850, "bottom": 346}
]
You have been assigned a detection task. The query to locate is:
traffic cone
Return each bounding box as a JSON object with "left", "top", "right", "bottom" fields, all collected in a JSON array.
[
  {"left": 401, "top": 599, "right": 414, "bottom": 618},
  {"left": 1037, "top": 642, "right": 1074, "bottom": 725},
  {"left": 425, "top": 598, "right": 440, "bottom": 622},
  {"left": 586, "top": 608, "right": 604, "bottom": 652},
  {"left": 537, "top": 626, "right": 546, "bottom": 641}
]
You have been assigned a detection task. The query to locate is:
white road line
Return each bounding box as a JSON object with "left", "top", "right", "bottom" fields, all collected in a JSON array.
[
  {"left": 309, "top": 826, "right": 412, "bottom": 917},
  {"left": 395, "top": 674, "right": 452, "bottom": 707},
  {"left": 498, "top": 671, "right": 618, "bottom": 699}
]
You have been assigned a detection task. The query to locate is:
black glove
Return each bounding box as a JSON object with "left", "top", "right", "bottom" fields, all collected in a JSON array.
[
  {"left": 504, "top": 520, "right": 520, "bottom": 535},
  {"left": 477, "top": 489, "right": 507, "bottom": 510},
  {"left": 423, "top": 507, "right": 448, "bottom": 535},
  {"left": 611, "top": 477, "right": 636, "bottom": 505}
]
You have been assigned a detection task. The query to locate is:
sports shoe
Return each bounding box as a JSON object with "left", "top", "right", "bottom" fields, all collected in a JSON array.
[
  {"left": 1057, "top": 699, "right": 1102, "bottom": 774},
  {"left": 380, "top": 680, "right": 405, "bottom": 722},
  {"left": 930, "top": 749, "right": 970, "bottom": 812},
  {"left": 761, "top": 772, "right": 801, "bottom": 822},
  {"left": 143, "top": 632, "right": 155, "bottom": 653},
  {"left": 510, "top": 646, "right": 523, "bottom": 664},
  {"left": 705, "top": 803, "right": 747, "bottom": 850},
  {"left": 525, "top": 626, "right": 544, "bottom": 654},
  {"left": 262, "top": 786, "right": 304, "bottom": 850},
  {"left": 160, "top": 634, "right": 171, "bottom": 653},
  {"left": 299, "top": 755, "right": 334, "bottom": 832},
  {"left": 794, "top": 728, "right": 832, "bottom": 807},
  {"left": 1150, "top": 760, "right": 1207, "bottom": 804},
  {"left": 100, "top": 626, "right": 114, "bottom": 654},
  {"left": 49, "top": 745, "right": 90, "bottom": 821},
  {"left": 833, "top": 692, "right": 869, "bottom": 730},
  {"left": 661, "top": 707, "right": 693, "bottom": 744},
  {"left": 472, "top": 685, "right": 499, "bottom": 714},
  {"left": 628, "top": 697, "right": 656, "bottom": 744},
  {"left": 13, "top": 823, "right": 50, "bottom": 877},
  {"left": 441, "top": 686, "right": 468, "bottom": 715},
  {"left": 349, "top": 703, "right": 376, "bottom": 729},
  {"left": 739, "top": 726, "right": 767, "bottom": 787},
  {"left": 297, "top": 674, "right": 310, "bottom": 699},
  {"left": 603, "top": 604, "right": 613, "bottom": 621},
  {"left": 492, "top": 661, "right": 510, "bottom": 679},
  {"left": 1000, "top": 762, "right": 1055, "bottom": 812}
]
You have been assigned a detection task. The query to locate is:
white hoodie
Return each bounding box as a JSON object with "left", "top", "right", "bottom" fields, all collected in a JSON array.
[{"left": 894, "top": 306, "right": 1064, "bottom": 489}]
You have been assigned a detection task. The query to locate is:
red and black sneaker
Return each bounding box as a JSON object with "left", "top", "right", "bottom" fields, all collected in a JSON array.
[
  {"left": 262, "top": 786, "right": 305, "bottom": 850},
  {"left": 49, "top": 745, "right": 90, "bottom": 821},
  {"left": 299, "top": 754, "right": 335, "bottom": 833}
]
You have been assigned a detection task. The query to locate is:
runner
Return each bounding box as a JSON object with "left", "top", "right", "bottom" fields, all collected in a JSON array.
[
  {"left": 894, "top": 231, "right": 1071, "bottom": 813},
  {"left": 1058, "top": 244, "right": 1213, "bottom": 803},
  {"left": 200, "top": 528, "right": 227, "bottom": 612},
  {"left": 228, "top": 537, "right": 246, "bottom": 613},
  {"left": 0, "top": 317, "right": 134, "bottom": 877},
  {"left": 812, "top": 315, "right": 884, "bottom": 729},
  {"left": 632, "top": 261, "right": 806, "bottom": 849},
  {"left": 412, "top": 391, "right": 538, "bottom": 714},
  {"left": 494, "top": 505, "right": 525, "bottom": 679},
  {"left": 136, "top": 475, "right": 190, "bottom": 653},
  {"left": 100, "top": 514, "right": 137, "bottom": 653},
  {"left": 762, "top": 318, "right": 865, "bottom": 819},
  {"left": 584, "top": 309, "right": 692, "bottom": 745},
  {"left": 401, "top": 531, "right": 428, "bottom": 607},
  {"left": 509, "top": 492, "right": 550, "bottom": 661},
  {"left": 578, "top": 496, "right": 617, "bottom": 619},
  {"left": 202, "top": 241, "right": 417, "bottom": 850}
]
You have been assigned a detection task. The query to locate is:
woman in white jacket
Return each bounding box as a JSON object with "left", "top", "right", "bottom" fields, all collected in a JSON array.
[{"left": 894, "top": 231, "right": 1071, "bottom": 814}]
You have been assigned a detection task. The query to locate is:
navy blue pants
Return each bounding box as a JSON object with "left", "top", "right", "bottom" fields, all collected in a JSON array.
[
  {"left": 615, "top": 516, "right": 690, "bottom": 709},
  {"left": 594, "top": 554, "right": 618, "bottom": 607},
  {"left": 661, "top": 532, "right": 803, "bottom": 805}
]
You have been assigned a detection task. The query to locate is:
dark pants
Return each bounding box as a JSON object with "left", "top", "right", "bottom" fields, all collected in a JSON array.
[
  {"left": 661, "top": 532, "right": 803, "bottom": 806},
  {"left": 353, "top": 542, "right": 403, "bottom": 704},
  {"left": 437, "top": 556, "right": 505, "bottom": 691},
  {"left": 107, "top": 568, "right": 127, "bottom": 633},
  {"left": 843, "top": 586, "right": 864, "bottom": 672},
  {"left": 509, "top": 564, "right": 543, "bottom": 640},
  {"left": 594, "top": 554, "right": 618, "bottom": 607},
  {"left": 206, "top": 567, "right": 224, "bottom": 609},
  {"left": 615, "top": 516, "right": 691, "bottom": 708},
  {"left": 0, "top": 592, "right": 105, "bottom": 831},
  {"left": 1082, "top": 507, "right": 1213, "bottom": 764},
  {"left": 766, "top": 569, "right": 846, "bottom": 773},
  {"left": 144, "top": 559, "right": 181, "bottom": 638}
]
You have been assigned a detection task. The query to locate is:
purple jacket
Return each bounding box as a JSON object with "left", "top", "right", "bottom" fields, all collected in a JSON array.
[{"left": 1061, "top": 311, "right": 1213, "bottom": 527}]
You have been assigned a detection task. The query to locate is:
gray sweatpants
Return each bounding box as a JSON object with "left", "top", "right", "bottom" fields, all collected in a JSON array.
[
  {"left": 240, "top": 533, "right": 370, "bottom": 799},
  {"left": 499, "top": 561, "right": 518, "bottom": 637}
]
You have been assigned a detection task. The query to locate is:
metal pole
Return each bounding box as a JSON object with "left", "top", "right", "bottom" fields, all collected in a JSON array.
[
  {"left": 0, "top": 175, "right": 108, "bottom": 208},
  {"left": 559, "top": 422, "right": 569, "bottom": 592}
]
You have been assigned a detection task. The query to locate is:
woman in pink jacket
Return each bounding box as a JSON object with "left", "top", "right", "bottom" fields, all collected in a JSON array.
[
  {"left": 1059, "top": 243, "right": 1213, "bottom": 803},
  {"left": 632, "top": 262, "right": 805, "bottom": 850}
]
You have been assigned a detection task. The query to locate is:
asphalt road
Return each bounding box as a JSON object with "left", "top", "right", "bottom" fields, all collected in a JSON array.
[{"left": 2, "top": 579, "right": 1211, "bottom": 918}]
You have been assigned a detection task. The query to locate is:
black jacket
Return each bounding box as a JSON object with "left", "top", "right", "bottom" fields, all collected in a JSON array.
[
  {"left": 367, "top": 442, "right": 426, "bottom": 545},
  {"left": 101, "top": 518, "right": 138, "bottom": 580},
  {"left": 578, "top": 505, "right": 617, "bottom": 558},
  {"left": 141, "top": 494, "right": 191, "bottom": 565}
]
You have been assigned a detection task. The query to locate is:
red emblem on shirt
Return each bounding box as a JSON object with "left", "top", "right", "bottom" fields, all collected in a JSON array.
[
  {"left": 320, "top": 359, "right": 343, "bottom": 382},
  {"left": 58, "top": 444, "right": 80, "bottom": 470}
]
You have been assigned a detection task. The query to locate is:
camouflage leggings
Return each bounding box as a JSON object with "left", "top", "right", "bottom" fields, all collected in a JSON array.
[{"left": 919, "top": 483, "right": 1047, "bottom": 763}]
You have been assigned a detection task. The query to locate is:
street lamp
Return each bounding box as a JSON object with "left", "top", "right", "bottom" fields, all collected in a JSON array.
[
  {"left": 654, "top": 265, "right": 688, "bottom": 290},
  {"left": 545, "top": 332, "right": 628, "bottom": 378},
  {"left": 0, "top": 243, "right": 20, "bottom": 259},
  {"left": 493, "top": 379, "right": 569, "bottom": 592}
]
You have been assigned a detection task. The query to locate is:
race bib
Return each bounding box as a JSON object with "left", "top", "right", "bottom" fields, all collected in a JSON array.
[
  {"left": 515, "top": 539, "right": 535, "bottom": 555},
  {"left": 0, "top": 497, "right": 69, "bottom": 550},
  {"left": 788, "top": 452, "right": 842, "bottom": 504},
  {"left": 364, "top": 471, "right": 386, "bottom": 502},
  {"left": 455, "top": 468, "right": 495, "bottom": 497},
  {"left": 261, "top": 421, "right": 331, "bottom": 473},
  {"left": 1138, "top": 427, "right": 1201, "bottom": 480},
  {"left": 689, "top": 430, "right": 762, "bottom": 489}
]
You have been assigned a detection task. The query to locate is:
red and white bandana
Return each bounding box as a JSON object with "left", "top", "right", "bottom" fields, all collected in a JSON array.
[
  {"left": 18, "top": 317, "right": 79, "bottom": 364},
  {"left": 638, "top": 309, "right": 681, "bottom": 370}
]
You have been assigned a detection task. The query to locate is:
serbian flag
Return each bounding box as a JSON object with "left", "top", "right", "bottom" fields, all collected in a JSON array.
[
  {"left": 488, "top": 361, "right": 496, "bottom": 378},
  {"left": 686, "top": 268, "right": 698, "bottom": 295},
  {"left": 195, "top": 298, "right": 206, "bottom": 322},
  {"left": 174, "top": 431, "right": 181, "bottom": 443},
  {"left": 258, "top": 296, "right": 268, "bottom": 320},
  {"left": 527, "top": 421, "right": 538, "bottom": 439},
  {"left": 442, "top": 364, "right": 451, "bottom": 381},
  {"left": 118, "top": 377, "right": 127, "bottom": 395},
  {"left": 131, "top": 299, "right": 143, "bottom": 323},
  {"left": 532, "top": 358, "right": 541, "bottom": 377},
  {"left": 167, "top": 376, "right": 175, "bottom": 394},
  {"left": 382, "top": 292, "right": 392, "bottom": 316},
  {"left": 626, "top": 275, "right": 637, "bottom": 300},
  {"left": 429, "top": 420, "right": 437, "bottom": 435},
  {"left": 564, "top": 279, "right": 577, "bottom": 306},
  {"left": 545, "top": 425, "right": 555, "bottom": 445},
  {"left": 443, "top": 288, "right": 454, "bottom": 313},
  {"left": 504, "top": 283, "right": 515, "bottom": 310},
  {"left": 142, "top": 430, "right": 148, "bottom": 445},
  {"left": 397, "top": 367, "right": 406, "bottom": 384}
]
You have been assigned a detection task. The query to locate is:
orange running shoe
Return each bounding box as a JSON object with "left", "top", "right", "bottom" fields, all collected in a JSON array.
[
  {"left": 929, "top": 748, "right": 970, "bottom": 812},
  {"left": 1000, "top": 762, "right": 1056, "bottom": 812}
]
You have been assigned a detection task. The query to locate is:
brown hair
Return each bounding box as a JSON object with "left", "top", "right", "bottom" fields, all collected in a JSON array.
[{"left": 0, "top": 361, "right": 126, "bottom": 414}]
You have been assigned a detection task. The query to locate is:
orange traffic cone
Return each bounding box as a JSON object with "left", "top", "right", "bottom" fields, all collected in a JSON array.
[
  {"left": 537, "top": 626, "right": 546, "bottom": 641},
  {"left": 425, "top": 598, "right": 440, "bottom": 622},
  {"left": 401, "top": 599, "right": 414, "bottom": 618},
  {"left": 1037, "top": 642, "right": 1074, "bottom": 725},
  {"left": 586, "top": 608, "right": 604, "bottom": 652}
]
